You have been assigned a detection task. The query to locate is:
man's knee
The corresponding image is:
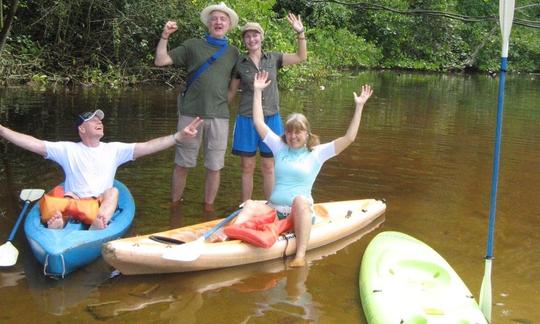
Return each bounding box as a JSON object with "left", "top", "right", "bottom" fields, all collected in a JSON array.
[
  {"left": 103, "top": 187, "right": 119, "bottom": 201},
  {"left": 99, "top": 187, "right": 119, "bottom": 211}
]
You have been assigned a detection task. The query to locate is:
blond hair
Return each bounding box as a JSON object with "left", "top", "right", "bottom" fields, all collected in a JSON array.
[{"left": 281, "top": 113, "right": 320, "bottom": 151}]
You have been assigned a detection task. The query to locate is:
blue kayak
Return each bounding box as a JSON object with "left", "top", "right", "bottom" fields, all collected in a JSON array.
[{"left": 24, "top": 180, "right": 135, "bottom": 277}]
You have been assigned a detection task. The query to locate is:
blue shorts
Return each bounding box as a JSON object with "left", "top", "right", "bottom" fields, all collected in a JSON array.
[{"left": 232, "top": 113, "right": 284, "bottom": 158}]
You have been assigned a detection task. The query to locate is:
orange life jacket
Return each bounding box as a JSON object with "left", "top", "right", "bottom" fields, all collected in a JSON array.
[
  {"left": 224, "top": 209, "right": 294, "bottom": 248},
  {"left": 39, "top": 186, "right": 99, "bottom": 225}
]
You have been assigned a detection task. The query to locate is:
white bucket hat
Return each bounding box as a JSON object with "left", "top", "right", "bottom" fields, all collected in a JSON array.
[{"left": 200, "top": 2, "right": 239, "bottom": 29}]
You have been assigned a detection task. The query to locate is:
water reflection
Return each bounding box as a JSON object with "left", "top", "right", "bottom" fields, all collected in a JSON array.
[
  {"left": 0, "top": 269, "right": 25, "bottom": 288},
  {"left": 232, "top": 266, "right": 319, "bottom": 323},
  {"left": 1, "top": 72, "right": 540, "bottom": 323},
  {"left": 79, "top": 216, "right": 383, "bottom": 322},
  {"left": 23, "top": 255, "right": 111, "bottom": 316}
]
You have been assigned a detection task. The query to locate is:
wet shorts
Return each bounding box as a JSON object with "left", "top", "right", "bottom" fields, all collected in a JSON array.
[
  {"left": 174, "top": 116, "right": 229, "bottom": 170},
  {"left": 232, "top": 113, "right": 283, "bottom": 158}
]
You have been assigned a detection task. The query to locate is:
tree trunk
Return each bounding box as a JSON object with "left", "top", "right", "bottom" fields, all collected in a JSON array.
[{"left": 0, "top": 0, "right": 20, "bottom": 56}]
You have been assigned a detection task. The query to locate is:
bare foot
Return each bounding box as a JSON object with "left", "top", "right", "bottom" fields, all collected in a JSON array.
[
  {"left": 47, "top": 211, "right": 65, "bottom": 229},
  {"left": 204, "top": 203, "right": 214, "bottom": 213},
  {"left": 289, "top": 257, "right": 307, "bottom": 268},
  {"left": 89, "top": 215, "right": 107, "bottom": 230}
]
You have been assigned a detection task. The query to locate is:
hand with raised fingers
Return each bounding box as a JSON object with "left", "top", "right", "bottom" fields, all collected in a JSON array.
[
  {"left": 254, "top": 71, "right": 272, "bottom": 91},
  {"left": 287, "top": 13, "right": 304, "bottom": 34},
  {"left": 181, "top": 117, "right": 203, "bottom": 138},
  {"left": 353, "top": 85, "right": 373, "bottom": 106}
]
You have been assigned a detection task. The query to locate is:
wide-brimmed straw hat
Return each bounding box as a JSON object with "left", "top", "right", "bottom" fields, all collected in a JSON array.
[
  {"left": 200, "top": 2, "right": 238, "bottom": 29},
  {"left": 241, "top": 22, "right": 264, "bottom": 39}
]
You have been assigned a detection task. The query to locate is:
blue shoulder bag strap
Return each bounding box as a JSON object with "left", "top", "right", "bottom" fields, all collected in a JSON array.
[{"left": 182, "top": 34, "right": 229, "bottom": 96}]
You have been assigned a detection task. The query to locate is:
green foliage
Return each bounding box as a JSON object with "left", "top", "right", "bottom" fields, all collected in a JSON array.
[
  {"left": 348, "top": 0, "right": 468, "bottom": 71},
  {"left": 509, "top": 28, "right": 540, "bottom": 71},
  {"left": 273, "top": 0, "right": 353, "bottom": 28},
  {"left": 0, "top": 35, "right": 46, "bottom": 86},
  {"left": 0, "top": 0, "right": 539, "bottom": 87},
  {"left": 226, "top": 0, "right": 380, "bottom": 89},
  {"left": 1, "top": 0, "right": 201, "bottom": 85},
  {"left": 310, "top": 27, "right": 381, "bottom": 68}
]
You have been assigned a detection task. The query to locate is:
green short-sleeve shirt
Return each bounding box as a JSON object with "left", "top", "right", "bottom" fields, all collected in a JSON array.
[
  {"left": 233, "top": 52, "right": 283, "bottom": 116},
  {"left": 169, "top": 38, "right": 239, "bottom": 119}
]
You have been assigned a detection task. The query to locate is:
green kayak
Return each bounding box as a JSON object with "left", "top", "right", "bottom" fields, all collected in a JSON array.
[{"left": 359, "top": 231, "right": 487, "bottom": 324}]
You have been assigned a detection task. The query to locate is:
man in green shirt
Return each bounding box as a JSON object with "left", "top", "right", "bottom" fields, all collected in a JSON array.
[{"left": 155, "top": 2, "right": 239, "bottom": 209}]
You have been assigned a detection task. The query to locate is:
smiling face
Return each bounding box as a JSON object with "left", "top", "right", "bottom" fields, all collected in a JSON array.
[
  {"left": 284, "top": 114, "right": 311, "bottom": 149},
  {"left": 285, "top": 128, "right": 309, "bottom": 149},
  {"left": 207, "top": 11, "right": 231, "bottom": 38},
  {"left": 79, "top": 116, "right": 104, "bottom": 141},
  {"left": 243, "top": 30, "right": 263, "bottom": 52}
]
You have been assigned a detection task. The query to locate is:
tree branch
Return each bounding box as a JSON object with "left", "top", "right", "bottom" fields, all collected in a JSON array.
[
  {"left": 0, "top": 0, "right": 20, "bottom": 56},
  {"left": 463, "top": 25, "right": 499, "bottom": 68},
  {"left": 311, "top": 0, "right": 540, "bottom": 29}
]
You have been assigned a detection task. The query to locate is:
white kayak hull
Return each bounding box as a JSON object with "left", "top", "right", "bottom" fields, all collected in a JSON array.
[{"left": 103, "top": 199, "right": 386, "bottom": 275}]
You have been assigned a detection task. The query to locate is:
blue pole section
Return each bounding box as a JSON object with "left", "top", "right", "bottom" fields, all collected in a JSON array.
[
  {"left": 7, "top": 201, "right": 31, "bottom": 242},
  {"left": 486, "top": 57, "right": 508, "bottom": 259},
  {"left": 203, "top": 209, "right": 242, "bottom": 239}
]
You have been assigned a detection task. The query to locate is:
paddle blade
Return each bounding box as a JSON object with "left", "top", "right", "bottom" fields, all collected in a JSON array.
[
  {"left": 20, "top": 189, "right": 45, "bottom": 202},
  {"left": 499, "top": 0, "right": 515, "bottom": 57},
  {"left": 479, "top": 259, "right": 493, "bottom": 322},
  {"left": 161, "top": 237, "right": 205, "bottom": 262},
  {"left": 0, "top": 241, "right": 19, "bottom": 267}
]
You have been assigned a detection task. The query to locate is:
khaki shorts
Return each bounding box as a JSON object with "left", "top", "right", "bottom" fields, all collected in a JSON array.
[{"left": 174, "top": 116, "right": 229, "bottom": 170}]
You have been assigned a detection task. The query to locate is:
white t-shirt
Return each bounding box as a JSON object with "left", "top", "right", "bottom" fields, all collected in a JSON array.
[{"left": 44, "top": 141, "right": 135, "bottom": 197}]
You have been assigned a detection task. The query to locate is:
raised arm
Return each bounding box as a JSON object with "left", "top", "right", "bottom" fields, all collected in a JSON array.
[
  {"left": 334, "top": 85, "right": 373, "bottom": 155},
  {"left": 0, "top": 124, "right": 46, "bottom": 156},
  {"left": 154, "top": 21, "right": 177, "bottom": 66},
  {"left": 282, "top": 13, "right": 307, "bottom": 66},
  {"left": 252, "top": 71, "right": 272, "bottom": 139},
  {"left": 133, "top": 117, "right": 203, "bottom": 159}
]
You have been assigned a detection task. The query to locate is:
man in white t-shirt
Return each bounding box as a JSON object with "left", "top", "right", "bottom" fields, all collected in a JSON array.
[{"left": 0, "top": 109, "right": 203, "bottom": 230}]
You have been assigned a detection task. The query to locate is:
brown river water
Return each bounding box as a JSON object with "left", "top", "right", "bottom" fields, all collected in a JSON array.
[{"left": 0, "top": 71, "right": 539, "bottom": 323}]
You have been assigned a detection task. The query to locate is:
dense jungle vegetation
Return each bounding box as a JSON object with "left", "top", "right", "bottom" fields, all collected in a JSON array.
[{"left": 0, "top": 0, "right": 539, "bottom": 87}]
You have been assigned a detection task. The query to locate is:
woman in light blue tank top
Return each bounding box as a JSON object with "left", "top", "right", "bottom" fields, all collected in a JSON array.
[{"left": 234, "top": 71, "right": 373, "bottom": 267}]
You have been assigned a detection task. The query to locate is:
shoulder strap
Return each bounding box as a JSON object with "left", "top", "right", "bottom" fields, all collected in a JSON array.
[{"left": 182, "top": 43, "right": 229, "bottom": 96}]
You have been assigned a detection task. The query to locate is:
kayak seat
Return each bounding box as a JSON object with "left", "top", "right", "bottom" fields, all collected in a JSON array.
[
  {"left": 312, "top": 204, "right": 330, "bottom": 224},
  {"left": 313, "top": 204, "right": 329, "bottom": 219}
]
